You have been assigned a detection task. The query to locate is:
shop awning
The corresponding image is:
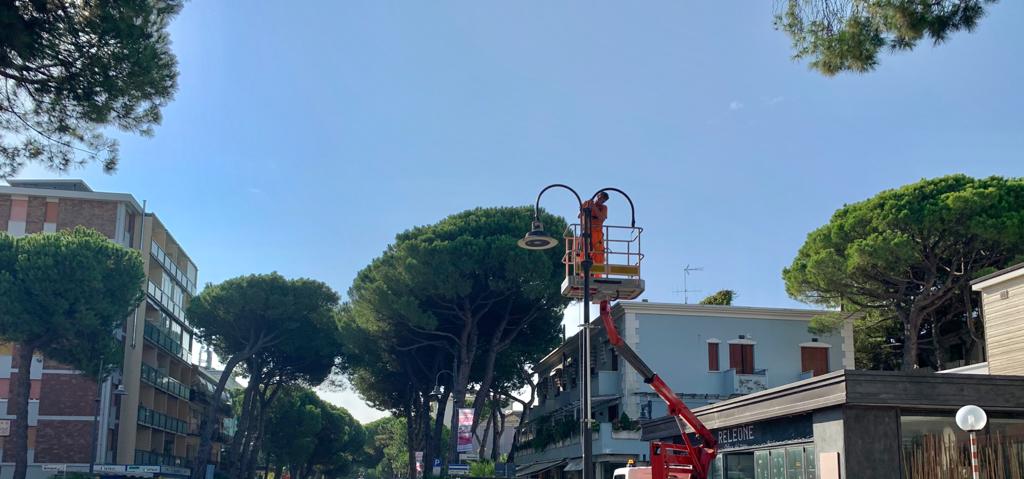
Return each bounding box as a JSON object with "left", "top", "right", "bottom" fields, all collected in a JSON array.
[
  {"left": 515, "top": 459, "right": 566, "bottom": 477},
  {"left": 563, "top": 459, "right": 583, "bottom": 472}
]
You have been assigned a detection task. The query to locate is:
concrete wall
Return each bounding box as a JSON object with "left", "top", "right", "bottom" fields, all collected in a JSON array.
[{"left": 631, "top": 312, "right": 844, "bottom": 418}]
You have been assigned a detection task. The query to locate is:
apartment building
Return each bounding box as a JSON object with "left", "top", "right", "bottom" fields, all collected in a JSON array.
[
  {"left": 0, "top": 179, "right": 229, "bottom": 479},
  {"left": 514, "top": 301, "right": 852, "bottom": 479}
]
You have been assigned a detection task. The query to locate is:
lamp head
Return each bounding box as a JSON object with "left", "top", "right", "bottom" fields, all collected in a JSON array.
[
  {"left": 956, "top": 404, "right": 988, "bottom": 432},
  {"left": 429, "top": 385, "right": 444, "bottom": 400},
  {"left": 517, "top": 220, "right": 558, "bottom": 250}
]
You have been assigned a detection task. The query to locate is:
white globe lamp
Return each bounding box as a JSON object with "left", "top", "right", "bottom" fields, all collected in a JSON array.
[
  {"left": 956, "top": 405, "right": 988, "bottom": 479},
  {"left": 956, "top": 405, "right": 988, "bottom": 432}
]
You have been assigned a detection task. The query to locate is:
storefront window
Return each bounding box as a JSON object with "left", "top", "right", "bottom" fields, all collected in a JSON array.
[
  {"left": 804, "top": 446, "right": 815, "bottom": 478},
  {"left": 754, "top": 451, "right": 770, "bottom": 479},
  {"left": 725, "top": 453, "right": 755, "bottom": 479},
  {"left": 710, "top": 456, "right": 723, "bottom": 479},
  {"left": 901, "top": 414, "right": 1024, "bottom": 478},
  {"left": 786, "top": 448, "right": 804, "bottom": 479},
  {"left": 770, "top": 449, "right": 786, "bottom": 479}
]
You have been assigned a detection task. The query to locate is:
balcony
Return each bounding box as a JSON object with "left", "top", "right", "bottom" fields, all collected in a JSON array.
[
  {"left": 150, "top": 240, "right": 197, "bottom": 295},
  {"left": 134, "top": 449, "right": 192, "bottom": 469},
  {"left": 515, "top": 422, "right": 646, "bottom": 465},
  {"left": 143, "top": 322, "right": 190, "bottom": 362},
  {"left": 140, "top": 363, "right": 190, "bottom": 400},
  {"left": 138, "top": 406, "right": 188, "bottom": 435},
  {"left": 719, "top": 368, "right": 768, "bottom": 395},
  {"left": 147, "top": 281, "right": 187, "bottom": 322}
]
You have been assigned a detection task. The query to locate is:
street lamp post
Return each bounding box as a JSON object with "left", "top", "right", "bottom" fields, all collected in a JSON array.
[
  {"left": 91, "top": 376, "right": 126, "bottom": 472},
  {"left": 956, "top": 405, "right": 988, "bottom": 479},
  {"left": 518, "top": 185, "right": 636, "bottom": 479},
  {"left": 426, "top": 354, "right": 458, "bottom": 476}
]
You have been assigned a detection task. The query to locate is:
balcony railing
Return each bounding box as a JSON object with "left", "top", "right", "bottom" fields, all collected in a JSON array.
[
  {"left": 140, "top": 363, "right": 190, "bottom": 400},
  {"left": 138, "top": 406, "right": 188, "bottom": 435},
  {"left": 719, "top": 368, "right": 768, "bottom": 395},
  {"left": 151, "top": 240, "right": 197, "bottom": 295},
  {"left": 143, "top": 322, "right": 190, "bottom": 362},
  {"left": 134, "top": 449, "right": 192, "bottom": 469},
  {"left": 147, "top": 281, "right": 187, "bottom": 322}
]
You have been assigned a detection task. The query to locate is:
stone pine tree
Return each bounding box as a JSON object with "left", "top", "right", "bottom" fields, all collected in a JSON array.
[
  {"left": 783, "top": 175, "right": 1024, "bottom": 370},
  {"left": 0, "top": 228, "right": 145, "bottom": 479},
  {"left": 344, "top": 206, "right": 568, "bottom": 476},
  {"left": 0, "top": 0, "right": 183, "bottom": 177},
  {"left": 187, "top": 273, "right": 343, "bottom": 479},
  {"left": 774, "top": 0, "right": 997, "bottom": 75},
  {"left": 699, "top": 290, "right": 737, "bottom": 305}
]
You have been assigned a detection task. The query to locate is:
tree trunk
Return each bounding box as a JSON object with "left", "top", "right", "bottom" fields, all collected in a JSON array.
[
  {"left": 491, "top": 398, "right": 502, "bottom": 462},
  {"left": 901, "top": 311, "right": 922, "bottom": 371},
  {"left": 231, "top": 383, "right": 258, "bottom": 478},
  {"left": 196, "top": 353, "right": 246, "bottom": 479},
  {"left": 11, "top": 343, "right": 36, "bottom": 479},
  {"left": 430, "top": 389, "right": 450, "bottom": 477},
  {"left": 273, "top": 464, "right": 283, "bottom": 479},
  {"left": 406, "top": 399, "right": 418, "bottom": 479},
  {"left": 477, "top": 403, "right": 493, "bottom": 458}
]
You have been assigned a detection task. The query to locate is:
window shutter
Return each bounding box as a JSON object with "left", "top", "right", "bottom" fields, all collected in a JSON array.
[{"left": 708, "top": 343, "right": 719, "bottom": 371}]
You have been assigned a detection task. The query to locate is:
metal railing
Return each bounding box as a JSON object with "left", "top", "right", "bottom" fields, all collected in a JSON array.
[
  {"left": 147, "top": 281, "right": 187, "bottom": 322},
  {"left": 140, "top": 363, "right": 190, "bottom": 400},
  {"left": 143, "top": 322, "right": 190, "bottom": 362},
  {"left": 134, "top": 449, "right": 192, "bottom": 468},
  {"left": 562, "top": 224, "right": 643, "bottom": 279},
  {"left": 137, "top": 406, "right": 188, "bottom": 435},
  {"left": 151, "top": 240, "right": 197, "bottom": 295}
]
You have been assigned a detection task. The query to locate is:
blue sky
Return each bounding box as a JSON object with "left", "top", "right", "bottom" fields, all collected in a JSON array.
[{"left": 11, "top": 2, "right": 1024, "bottom": 422}]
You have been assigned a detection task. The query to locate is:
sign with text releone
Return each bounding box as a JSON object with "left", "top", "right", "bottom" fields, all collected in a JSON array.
[{"left": 457, "top": 408, "right": 474, "bottom": 452}]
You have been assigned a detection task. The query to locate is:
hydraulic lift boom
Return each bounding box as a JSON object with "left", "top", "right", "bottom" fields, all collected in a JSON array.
[{"left": 598, "top": 300, "right": 718, "bottom": 479}]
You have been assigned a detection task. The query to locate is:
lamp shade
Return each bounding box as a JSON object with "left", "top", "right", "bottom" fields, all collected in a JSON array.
[
  {"left": 956, "top": 405, "right": 988, "bottom": 432},
  {"left": 517, "top": 221, "right": 558, "bottom": 250}
]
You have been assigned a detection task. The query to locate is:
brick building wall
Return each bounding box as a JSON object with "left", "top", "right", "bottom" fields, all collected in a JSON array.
[
  {"left": 0, "top": 195, "right": 11, "bottom": 225},
  {"left": 56, "top": 198, "right": 118, "bottom": 238},
  {"left": 25, "top": 197, "right": 47, "bottom": 235}
]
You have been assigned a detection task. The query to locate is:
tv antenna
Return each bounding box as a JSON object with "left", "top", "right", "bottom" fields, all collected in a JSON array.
[{"left": 673, "top": 264, "right": 704, "bottom": 304}]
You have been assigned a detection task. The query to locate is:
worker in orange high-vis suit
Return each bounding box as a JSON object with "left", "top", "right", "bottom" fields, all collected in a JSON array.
[{"left": 579, "top": 191, "right": 610, "bottom": 268}]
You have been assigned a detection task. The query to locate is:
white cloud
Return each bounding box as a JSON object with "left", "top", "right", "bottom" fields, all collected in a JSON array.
[
  {"left": 729, "top": 101, "right": 744, "bottom": 111},
  {"left": 763, "top": 96, "right": 785, "bottom": 106}
]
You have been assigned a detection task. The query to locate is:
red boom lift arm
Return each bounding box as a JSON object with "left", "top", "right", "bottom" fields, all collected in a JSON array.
[{"left": 597, "top": 300, "right": 718, "bottom": 479}]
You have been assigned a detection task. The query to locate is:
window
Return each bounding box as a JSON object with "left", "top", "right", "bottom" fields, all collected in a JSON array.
[
  {"left": 729, "top": 343, "right": 755, "bottom": 374},
  {"left": 800, "top": 346, "right": 829, "bottom": 376},
  {"left": 708, "top": 342, "right": 720, "bottom": 371}
]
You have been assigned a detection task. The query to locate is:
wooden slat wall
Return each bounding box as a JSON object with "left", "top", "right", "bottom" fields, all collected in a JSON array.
[{"left": 981, "top": 274, "right": 1024, "bottom": 375}]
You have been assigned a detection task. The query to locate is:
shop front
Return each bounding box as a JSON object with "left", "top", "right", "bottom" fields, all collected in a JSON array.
[{"left": 641, "top": 370, "right": 1024, "bottom": 479}]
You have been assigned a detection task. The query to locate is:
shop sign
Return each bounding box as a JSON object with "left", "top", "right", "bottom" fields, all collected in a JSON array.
[
  {"left": 127, "top": 466, "right": 161, "bottom": 473},
  {"left": 692, "top": 414, "right": 814, "bottom": 451},
  {"left": 0, "top": 419, "right": 10, "bottom": 436},
  {"left": 94, "top": 465, "right": 128, "bottom": 473},
  {"left": 159, "top": 466, "right": 192, "bottom": 476},
  {"left": 42, "top": 465, "right": 67, "bottom": 472},
  {"left": 457, "top": 409, "right": 474, "bottom": 452}
]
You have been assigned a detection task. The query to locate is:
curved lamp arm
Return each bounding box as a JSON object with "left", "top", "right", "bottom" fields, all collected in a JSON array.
[
  {"left": 593, "top": 187, "right": 636, "bottom": 227},
  {"left": 533, "top": 184, "right": 584, "bottom": 221},
  {"left": 434, "top": 369, "right": 454, "bottom": 387}
]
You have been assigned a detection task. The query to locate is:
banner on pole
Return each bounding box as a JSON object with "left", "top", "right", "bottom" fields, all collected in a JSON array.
[{"left": 457, "top": 408, "right": 474, "bottom": 452}]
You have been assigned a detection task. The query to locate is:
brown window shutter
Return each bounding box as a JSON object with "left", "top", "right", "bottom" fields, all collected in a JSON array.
[
  {"left": 801, "top": 347, "right": 829, "bottom": 376},
  {"left": 729, "top": 344, "right": 742, "bottom": 371},
  {"left": 741, "top": 344, "right": 755, "bottom": 374},
  {"left": 708, "top": 343, "right": 719, "bottom": 371}
]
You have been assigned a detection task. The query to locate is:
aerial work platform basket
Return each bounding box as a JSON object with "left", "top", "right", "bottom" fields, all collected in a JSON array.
[{"left": 561, "top": 223, "right": 645, "bottom": 302}]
